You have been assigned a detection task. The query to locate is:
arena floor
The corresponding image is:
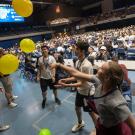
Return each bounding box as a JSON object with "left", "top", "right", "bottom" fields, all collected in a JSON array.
[{"left": 0, "top": 70, "right": 135, "bottom": 135}]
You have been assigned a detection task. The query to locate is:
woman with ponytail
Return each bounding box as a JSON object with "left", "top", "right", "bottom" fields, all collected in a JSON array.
[{"left": 51, "top": 61, "right": 135, "bottom": 135}]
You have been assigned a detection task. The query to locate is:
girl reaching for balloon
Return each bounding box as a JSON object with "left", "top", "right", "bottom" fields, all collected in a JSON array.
[{"left": 51, "top": 61, "right": 135, "bottom": 135}]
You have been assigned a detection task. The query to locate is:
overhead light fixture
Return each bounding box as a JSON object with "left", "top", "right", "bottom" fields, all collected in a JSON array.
[{"left": 56, "top": 5, "right": 60, "bottom": 13}]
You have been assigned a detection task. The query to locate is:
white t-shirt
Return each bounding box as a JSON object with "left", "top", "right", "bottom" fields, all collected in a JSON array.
[
  {"left": 38, "top": 55, "right": 56, "bottom": 79},
  {"left": 57, "top": 46, "right": 65, "bottom": 52},
  {"left": 76, "top": 58, "right": 94, "bottom": 96}
]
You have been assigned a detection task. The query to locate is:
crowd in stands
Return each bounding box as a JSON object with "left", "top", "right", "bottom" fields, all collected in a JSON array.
[
  {"left": 0, "top": 25, "right": 48, "bottom": 36},
  {"left": 41, "top": 25, "right": 135, "bottom": 60},
  {"left": 88, "top": 5, "right": 135, "bottom": 25},
  {"left": 0, "top": 5, "right": 135, "bottom": 37},
  {"left": 0, "top": 24, "right": 135, "bottom": 133},
  {"left": 0, "top": 25, "right": 134, "bottom": 83},
  {"left": 0, "top": 25, "right": 134, "bottom": 68},
  {"left": 0, "top": 25, "right": 134, "bottom": 56},
  {"left": 0, "top": 25, "right": 134, "bottom": 69}
]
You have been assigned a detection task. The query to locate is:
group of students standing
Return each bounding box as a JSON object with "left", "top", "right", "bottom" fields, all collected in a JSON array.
[
  {"left": 0, "top": 40, "right": 135, "bottom": 134},
  {"left": 49, "top": 41, "right": 135, "bottom": 135},
  {"left": 37, "top": 41, "right": 135, "bottom": 135}
]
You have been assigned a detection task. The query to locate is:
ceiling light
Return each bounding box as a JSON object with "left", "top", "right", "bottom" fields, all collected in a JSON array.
[{"left": 56, "top": 5, "right": 60, "bottom": 13}]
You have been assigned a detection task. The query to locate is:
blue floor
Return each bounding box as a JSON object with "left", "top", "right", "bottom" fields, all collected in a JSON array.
[{"left": 0, "top": 71, "right": 135, "bottom": 135}]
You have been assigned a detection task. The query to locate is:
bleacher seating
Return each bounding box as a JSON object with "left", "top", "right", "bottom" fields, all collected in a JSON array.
[{"left": 126, "top": 48, "right": 135, "bottom": 60}]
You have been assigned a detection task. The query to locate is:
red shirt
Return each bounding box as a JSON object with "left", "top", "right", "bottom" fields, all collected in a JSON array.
[{"left": 119, "top": 64, "right": 131, "bottom": 85}]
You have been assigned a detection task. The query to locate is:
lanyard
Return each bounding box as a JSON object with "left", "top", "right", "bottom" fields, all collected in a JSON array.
[
  {"left": 76, "top": 58, "right": 86, "bottom": 70},
  {"left": 43, "top": 56, "right": 49, "bottom": 68},
  {"left": 90, "top": 87, "right": 118, "bottom": 100}
]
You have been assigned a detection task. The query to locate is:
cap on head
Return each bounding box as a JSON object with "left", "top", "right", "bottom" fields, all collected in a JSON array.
[
  {"left": 88, "top": 46, "right": 94, "bottom": 50},
  {"left": 100, "top": 46, "right": 107, "bottom": 51}
]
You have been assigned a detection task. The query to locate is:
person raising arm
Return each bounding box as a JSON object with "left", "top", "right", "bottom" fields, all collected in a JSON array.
[{"left": 51, "top": 61, "right": 135, "bottom": 135}]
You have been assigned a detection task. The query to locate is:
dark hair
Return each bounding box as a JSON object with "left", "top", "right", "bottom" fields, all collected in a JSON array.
[
  {"left": 76, "top": 41, "right": 89, "bottom": 52},
  {"left": 41, "top": 45, "right": 49, "bottom": 50},
  {"left": 57, "top": 55, "right": 64, "bottom": 64},
  {"left": 111, "top": 56, "right": 118, "bottom": 62}
]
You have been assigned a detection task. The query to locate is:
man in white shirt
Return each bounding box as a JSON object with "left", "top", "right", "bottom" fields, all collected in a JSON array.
[
  {"left": 37, "top": 45, "right": 61, "bottom": 109},
  {"left": 57, "top": 42, "right": 95, "bottom": 132}
]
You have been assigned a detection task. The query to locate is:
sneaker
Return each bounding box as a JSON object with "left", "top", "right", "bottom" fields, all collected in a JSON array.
[
  {"left": 8, "top": 102, "right": 17, "bottom": 108},
  {"left": 55, "top": 98, "right": 61, "bottom": 105},
  {"left": 72, "top": 120, "right": 85, "bottom": 133},
  {"left": 0, "top": 125, "right": 10, "bottom": 132},
  {"left": 42, "top": 99, "right": 46, "bottom": 109},
  {"left": 12, "top": 95, "right": 18, "bottom": 100}
]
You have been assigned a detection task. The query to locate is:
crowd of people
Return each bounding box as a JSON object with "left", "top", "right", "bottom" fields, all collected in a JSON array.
[
  {"left": 1, "top": 25, "right": 135, "bottom": 61},
  {"left": 34, "top": 25, "right": 135, "bottom": 60},
  {"left": 0, "top": 25, "right": 135, "bottom": 134},
  {"left": 88, "top": 5, "right": 135, "bottom": 25}
]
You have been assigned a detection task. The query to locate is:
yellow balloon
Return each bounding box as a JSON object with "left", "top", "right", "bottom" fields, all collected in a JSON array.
[
  {"left": 0, "top": 54, "right": 19, "bottom": 75},
  {"left": 12, "top": 0, "right": 33, "bottom": 17},
  {"left": 20, "top": 38, "right": 35, "bottom": 53}
]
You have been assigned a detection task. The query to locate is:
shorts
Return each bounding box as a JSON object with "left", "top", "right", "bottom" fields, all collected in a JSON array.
[
  {"left": 40, "top": 78, "right": 56, "bottom": 92},
  {"left": 0, "top": 76, "right": 12, "bottom": 92},
  {"left": 75, "top": 92, "right": 88, "bottom": 110}
]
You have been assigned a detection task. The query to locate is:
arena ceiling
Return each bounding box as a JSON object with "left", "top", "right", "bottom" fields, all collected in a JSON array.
[
  {"left": 1, "top": 0, "right": 102, "bottom": 10},
  {"left": 31, "top": 0, "right": 102, "bottom": 18},
  {"left": 31, "top": 0, "right": 102, "bottom": 8},
  {"left": 0, "top": 0, "right": 102, "bottom": 25}
]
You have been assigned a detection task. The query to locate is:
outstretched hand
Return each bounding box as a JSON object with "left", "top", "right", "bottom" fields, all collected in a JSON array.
[
  {"left": 54, "top": 79, "right": 69, "bottom": 88},
  {"left": 58, "top": 79, "right": 69, "bottom": 87},
  {"left": 59, "top": 78, "right": 67, "bottom": 83}
]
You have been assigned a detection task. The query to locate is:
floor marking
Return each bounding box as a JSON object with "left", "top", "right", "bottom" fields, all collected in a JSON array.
[
  {"left": 32, "top": 93, "right": 74, "bottom": 131},
  {"left": 33, "top": 93, "right": 135, "bottom": 131},
  {"left": 34, "top": 110, "right": 54, "bottom": 125},
  {"left": 33, "top": 124, "right": 40, "bottom": 131},
  {"left": 70, "top": 94, "right": 76, "bottom": 98},
  {"left": 64, "top": 100, "right": 74, "bottom": 105}
]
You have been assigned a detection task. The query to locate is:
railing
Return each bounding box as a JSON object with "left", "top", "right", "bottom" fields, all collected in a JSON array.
[{"left": 0, "top": 31, "right": 53, "bottom": 41}]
